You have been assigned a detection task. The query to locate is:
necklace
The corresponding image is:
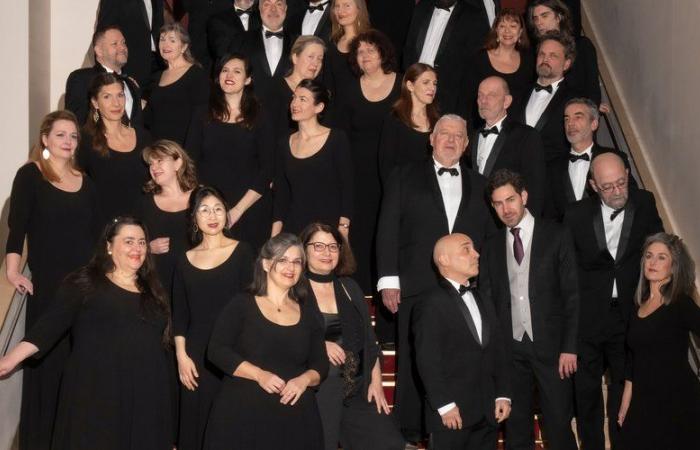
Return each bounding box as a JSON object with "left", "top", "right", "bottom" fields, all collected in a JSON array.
[{"left": 265, "top": 296, "right": 284, "bottom": 312}]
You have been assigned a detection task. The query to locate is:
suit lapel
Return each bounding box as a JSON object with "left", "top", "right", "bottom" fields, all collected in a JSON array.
[
  {"left": 528, "top": 220, "right": 544, "bottom": 300},
  {"left": 425, "top": 161, "right": 450, "bottom": 233},
  {"left": 469, "top": 129, "right": 478, "bottom": 169},
  {"left": 564, "top": 167, "right": 577, "bottom": 203},
  {"left": 440, "top": 279, "right": 482, "bottom": 347},
  {"left": 255, "top": 33, "right": 273, "bottom": 77},
  {"left": 473, "top": 290, "right": 489, "bottom": 348},
  {"left": 435, "top": 2, "right": 462, "bottom": 62},
  {"left": 454, "top": 163, "right": 472, "bottom": 228},
  {"left": 592, "top": 202, "right": 608, "bottom": 256},
  {"left": 414, "top": 6, "right": 433, "bottom": 57},
  {"left": 315, "top": 8, "right": 331, "bottom": 36},
  {"left": 616, "top": 197, "right": 636, "bottom": 263},
  {"left": 482, "top": 123, "right": 508, "bottom": 176},
  {"left": 534, "top": 81, "right": 567, "bottom": 131}
]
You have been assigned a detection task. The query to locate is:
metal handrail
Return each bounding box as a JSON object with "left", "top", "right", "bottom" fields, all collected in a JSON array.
[{"left": 0, "top": 264, "right": 31, "bottom": 356}]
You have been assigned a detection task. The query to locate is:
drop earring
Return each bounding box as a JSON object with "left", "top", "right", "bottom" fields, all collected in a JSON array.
[
  {"left": 93, "top": 109, "right": 100, "bottom": 123},
  {"left": 42, "top": 148, "right": 50, "bottom": 160}
]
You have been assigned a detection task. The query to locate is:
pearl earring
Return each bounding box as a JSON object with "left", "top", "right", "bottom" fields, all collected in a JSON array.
[{"left": 42, "top": 148, "right": 50, "bottom": 160}]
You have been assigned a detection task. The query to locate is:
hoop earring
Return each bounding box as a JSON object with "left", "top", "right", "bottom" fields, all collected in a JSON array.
[
  {"left": 42, "top": 148, "right": 51, "bottom": 160},
  {"left": 194, "top": 223, "right": 199, "bottom": 232}
]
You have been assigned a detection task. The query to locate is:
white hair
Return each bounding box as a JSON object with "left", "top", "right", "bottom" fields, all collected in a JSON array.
[{"left": 434, "top": 114, "right": 468, "bottom": 133}]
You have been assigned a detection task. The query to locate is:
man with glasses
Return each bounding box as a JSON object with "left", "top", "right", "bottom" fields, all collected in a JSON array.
[{"left": 564, "top": 152, "right": 663, "bottom": 450}]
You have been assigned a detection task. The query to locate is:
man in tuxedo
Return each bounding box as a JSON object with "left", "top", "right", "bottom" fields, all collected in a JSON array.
[
  {"left": 207, "top": 0, "right": 262, "bottom": 63},
  {"left": 467, "top": 76, "right": 546, "bottom": 216},
  {"left": 286, "top": 0, "right": 332, "bottom": 42},
  {"left": 65, "top": 25, "right": 142, "bottom": 128},
  {"left": 403, "top": 0, "right": 499, "bottom": 116},
  {"left": 376, "top": 114, "right": 496, "bottom": 441},
  {"left": 480, "top": 169, "right": 579, "bottom": 450},
  {"left": 513, "top": 30, "right": 577, "bottom": 162},
  {"left": 97, "top": 0, "right": 164, "bottom": 89},
  {"left": 185, "top": 0, "right": 231, "bottom": 69},
  {"left": 546, "top": 97, "right": 635, "bottom": 221},
  {"left": 413, "top": 232, "right": 511, "bottom": 450},
  {"left": 564, "top": 152, "right": 663, "bottom": 450}
]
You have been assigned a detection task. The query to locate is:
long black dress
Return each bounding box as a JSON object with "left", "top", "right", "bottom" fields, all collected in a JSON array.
[
  {"left": 77, "top": 127, "right": 150, "bottom": 231},
  {"left": 273, "top": 128, "right": 354, "bottom": 235},
  {"left": 377, "top": 113, "right": 431, "bottom": 185},
  {"left": 171, "top": 243, "right": 254, "bottom": 450},
  {"left": 185, "top": 107, "right": 275, "bottom": 250},
  {"left": 23, "top": 279, "right": 173, "bottom": 450},
  {"left": 144, "top": 65, "right": 210, "bottom": 149},
  {"left": 323, "top": 44, "right": 356, "bottom": 102},
  {"left": 334, "top": 75, "right": 401, "bottom": 293},
  {"left": 204, "top": 293, "right": 329, "bottom": 449},
  {"left": 6, "top": 163, "right": 98, "bottom": 450},
  {"left": 620, "top": 295, "right": 700, "bottom": 450}
]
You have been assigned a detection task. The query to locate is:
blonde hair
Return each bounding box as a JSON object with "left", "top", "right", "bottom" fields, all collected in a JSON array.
[
  {"left": 330, "top": 0, "right": 371, "bottom": 44},
  {"left": 142, "top": 140, "right": 198, "bottom": 194},
  {"left": 30, "top": 110, "right": 82, "bottom": 183},
  {"left": 159, "top": 22, "right": 197, "bottom": 65},
  {"left": 287, "top": 35, "right": 327, "bottom": 76}
]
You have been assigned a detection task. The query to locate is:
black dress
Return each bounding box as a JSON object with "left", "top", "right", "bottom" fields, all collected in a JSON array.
[
  {"left": 377, "top": 113, "right": 431, "bottom": 185},
  {"left": 6, "top": 163, "right": 98, "bottom": 450},
  {"left": 77, "top": 127, "right": 150, "bottom": 231},
  {"left": 204, "top": 293, "right": 329, "bottom": 449},
  {"left": 323, "top": 44, "right": 356, "bottom": 102},
  {"left": 144, "top": 65, "right": 210, "bottom": 148},
  {"left": 566, "top": 36, "right": 601, "bottom": 105},
  {"left": 273, "top": 128, "right": 354, "bottom": 235},
  {"left": 185, "top": 107, "right": 275, "bottom": 250},
  {"left": 23, "top": 279, "right": 173, "bottom": 450},
  {"left": 258, "top": 75, "right": 295, "bottom": 138},
  {"left": 334, "top": 75, "right": 401, "bottom": 293},
  {"left": 620, "top": 295, "right": 700, "bottom": 450},
  {"left": 171, "top": 243, "right": 254, "bottom": 450}
]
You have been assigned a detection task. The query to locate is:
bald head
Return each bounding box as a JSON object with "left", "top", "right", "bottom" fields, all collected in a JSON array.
[
  {"left": 433, "top": 233, "right": 480, "bottom": 283},
  {"left": 477, "top": 76, "right": 512, "bottom": 125},
  {"left": 591, "top": 152, "right": 625, "bottom": 178},
  {"left": 589, "top": 152, "right": 629, "bottom": 209}
]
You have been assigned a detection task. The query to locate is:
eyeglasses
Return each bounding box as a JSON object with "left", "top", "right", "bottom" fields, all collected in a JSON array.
[
  {"left": 197, "top": 206, "right": 226, "bottom": 217},
  {"left": 307, "top": 242, "right": 341, "bottom": 253},
  {"left": 598, "top": 179, "right": 627, "bottom": 194},
  {"left": 274, "top": 257, "right": 304, "bottom": 270}
]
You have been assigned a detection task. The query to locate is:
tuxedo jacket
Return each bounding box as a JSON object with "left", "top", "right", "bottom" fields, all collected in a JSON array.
[
  {"left": 376, "top": 160, "right": 496, "bottom": 297},
  {"left": 207, "top": 7, "right": 262, "bottom": 63},
  {"left": 65, "top": 65, "right": 143, "bottom": 128},
  {"left": 479, "top": 218, "right": 579, "bottom": 361},
  {"left": 286, "top": 1, "right": 332, "bottom": 42},
  {"left": 546, "top": 145, "right": 637, "bottom": 222},
  {"left": 403, "top": 0, "right": 499, "bottom": 115},
  {"left": 97, "top": 0, "right": 164, "bottom": 89},
  {"left": 412, "top": 277, "right": 509, "bottom": 431},
  {"left": 466, "top": 117, "right": 546, "bottom": 216},
  {"left": 563, "top": 189, "right": 663, "bottom": 338},
  {"left": 512, "top": 78, "right": 578, "bottom": 163},
  {"left": 239, "top": 28, "right": 293, "bottom": 101}
]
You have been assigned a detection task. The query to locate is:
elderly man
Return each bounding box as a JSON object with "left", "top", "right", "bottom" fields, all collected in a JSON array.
[
  {"left": 376, "top": 114, "right": 496, "bottom": 442},
  {"left": 413, "top": 233, "right": 510, "bottom": 449},
  {"left": 564, "top": 152, "right": 663, "bottom": 450}
]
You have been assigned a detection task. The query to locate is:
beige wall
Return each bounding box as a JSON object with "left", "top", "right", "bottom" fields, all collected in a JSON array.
[{"left": 585, "top": 0, "right": 700, "bottom": 268}]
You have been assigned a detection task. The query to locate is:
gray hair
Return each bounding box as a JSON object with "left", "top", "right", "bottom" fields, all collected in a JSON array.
[
  {"left": 566, "top": 97, "right": 600, "bottom": 122},
  {"left": 434, "top": 114, "right": 468, "bottom": 133},
  {"left": 159, "top": 22, "right": 196, "bottom": 64}
]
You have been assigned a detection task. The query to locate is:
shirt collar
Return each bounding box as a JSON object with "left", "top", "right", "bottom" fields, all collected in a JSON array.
[
  {"left": 570, "top": 143, "right": 594, "bottom": 156},
  {"left": 536, "top": 76, "right": 565, "bottom": 92},
  {"left": 600, "top": 201, "right": 623, "bottom": 216},
  {"left": 485, "top": 113, "right": 507, "bottom": 131},
  {"left": 509, "top": 208, "right": 534, "bottom": 236},
  {"left": 445, "top": 277, "right": 470, "bottom": 294},
  {"left": 433, "top": 156, "right": 460, "bottom": 170},
  {"left": 99, "top": 63, "right": 121, "bottom": 75},
  {"left": 262, "top": 24, "right": 283, "bottom": 34}
]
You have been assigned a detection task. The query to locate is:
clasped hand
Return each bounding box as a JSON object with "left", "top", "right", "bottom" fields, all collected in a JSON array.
[{"left": 257, "top": 370, "right": 309, "bottom": 406}]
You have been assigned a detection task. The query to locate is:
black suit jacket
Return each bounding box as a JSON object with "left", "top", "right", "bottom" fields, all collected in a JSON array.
[
  {"left": 413, "top": 277, "right": 509, "bottom": 431},
  {"left": 65, "top": 65, "right": 143, "bottom": 128},
  {"left": 546, "top": 144, "right": 637, "bottom": 222},
  {"left": 207, "top": 7, "right": 262, "bottom": 63},
  {"left": 376, "top": 160, "right": 496, "bottom": 297},
  {"left": 97, "top": 0, "right": 164, "bottom": 89},
  {"left": 286, "top": 1, "right": 332, "bottom": 42},
  {"left": 512, "top": 78, "right": 578, "bottom": 162},
  {"left": 563, "top": 189, "right": 664, "bottom": 338},
  {"left": 403, "top": 0, "right": 498, "bottom": 116},
  {"left": 240, "top": 28, "right": 293, "bottom": 100},
  {"left": 480, "top": 218, "right": 579, "bottom": 361},
  {"left": 466, "top": 117, "right": 546, "bottom": 216}
]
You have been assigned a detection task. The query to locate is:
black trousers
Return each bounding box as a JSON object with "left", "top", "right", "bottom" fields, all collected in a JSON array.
[
  {"left": 506, "top": 336, "right": 577, "bottom": 450},
  {"left": 315, "top": 374, "right": 405, "bottom": 450},
  {"left": 574, "top": 305, "right": 626, "bottom": 450},
  {"left": 430, "top": 419, "right": 497, "bottom": 450}
]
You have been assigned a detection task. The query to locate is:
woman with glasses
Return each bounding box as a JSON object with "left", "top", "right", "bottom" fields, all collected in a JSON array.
[
  {"left": 204, "top": 233, "right": 328, "bottom": 449},
  {"left": 171, "top": 186, "right": 254, "bottom": 450},
  {"left": 300, "top": 222, "right": 404, "bottom": 450}
]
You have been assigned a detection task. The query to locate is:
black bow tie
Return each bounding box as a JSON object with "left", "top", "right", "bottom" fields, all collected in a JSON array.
[
  {"left": 610, "top": 207, "right": 624, "bottom": 221},
  {"left": 480, "top": 126, "right": 499, "bottom": 138},
  {"left": 307, "top": 2, "right": 328, "bottom": 12},
  {"left": 569, "top": 153, "right": 590, "bottom": 163},
  {"left": 435, "top": 5, "right": 452, "bottom": 11},
  {"left": 458, "top": 284, "right": 475, "bottom": 295},
  {"left": 534, "top": 83, "right": 553, "bottom": 94},
  {"left": 438, "top": 167, "right": 459, "bottom": 177},
  {"left": 265, "top": 29, "right": 284, "bottom": 39},
  {"left": 235, "top": 7, "right": 251, "bottom": 16}
]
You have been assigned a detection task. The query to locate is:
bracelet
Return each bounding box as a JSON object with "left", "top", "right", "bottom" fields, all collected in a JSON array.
[{"left": 338, "top": 222, "right": 350, "bottom": 229}]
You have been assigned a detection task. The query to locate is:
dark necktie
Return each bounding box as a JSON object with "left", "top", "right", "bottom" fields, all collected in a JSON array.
[
  {"left": 265, "top": 30, "right": 284, "bottom": 39},
  {"left": 307, "top": 2, "right": 328, "bottom": 12},
  {"left": 610, "top": 207, "right": 624, "bottom": 221},
  {"left": 534, "top": 83, "right": 553, "bottom": 94},
  {"left": 511, "top": 227, "right": 524, "bottom": 265},
  {"left": 458, "top": 284, "right": 475, "bottom": 295},
  {"left": 438, "top": 167, "right": 459, "bottom": 177},
  {"left": 569, "top": 152, "right": 590, "bottom": 163},
  {"left": 235, "top": 8, "right": 251, "bottom": 16},
  {"left": 480, "top": 126, "right": 499, "bottom": 138}
]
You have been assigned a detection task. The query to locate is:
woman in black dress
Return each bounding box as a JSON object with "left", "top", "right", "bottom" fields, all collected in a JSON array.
[
  {"left": 144, "top": 23, "right": 210, "bottom": 148},
  {"left": 378, "top": 63, "right": 438, "bottom": 184},
  {"left": 465, "top": 9, "right": 534, "bottom": 126},
  {"left": 617, "top": 233, "right": 700, "bottom": 450},
  {"left": 172, "top": 186, "right": 254, "bottom": 450},
  {"left": 138, "top": 140, "right": 198, "bottom": 295},
  {"left": 0, "top": 216, "right": 174, "bottom": 450},
  {"left": 300, "top": 222, "right": 404, "bottom": 450},
  {"left": 4, "top": 110, "right": 98, "bottom": 450},
  {"left": 78, "top": 72, "right": 150, "bottom": 231},
  {"left": 333, "top": 29, "right": 400, "bottom": 294},
  {"left": 186, "top": 53, "right": 275, "bottom": 250},
  {"left": 204, "top": 233, "right": 328, "bottom": 449},
  {"left": 272, "top": 79, "right": 353, "bottom": 238}
]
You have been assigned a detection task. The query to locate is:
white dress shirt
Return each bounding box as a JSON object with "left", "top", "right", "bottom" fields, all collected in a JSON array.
[
  {"left": 262, "top": 26, "right": 284, "bottom": 75},
  {"left": 143, "top": 0, "right": 155, "bottom": 51},
  {"left": 418, "top": 6, "right": 454, "bottom": 67},
  {"left": 568, "top": 144, "right": 593, "bottom": 201},
  {"left": 483, "top": 0, "right": 497, "bottom": 27},
  {"left": 601, "top": 202, "right": 625, "bottom": 298},
  {"left": 525, "top": 77, "right": 564, "bottom": 127},
  {"left": 302, "top": 1, "right": 327, "bottom": 36},
  {"left": 235, "top": 6, "right": 251, "bottom": 31},
  {"left": 101, "top": 64, "right": 134, "bottom": 119},
  {"left": 476, "top": 114, "right": 507, "bottom": 174}
]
